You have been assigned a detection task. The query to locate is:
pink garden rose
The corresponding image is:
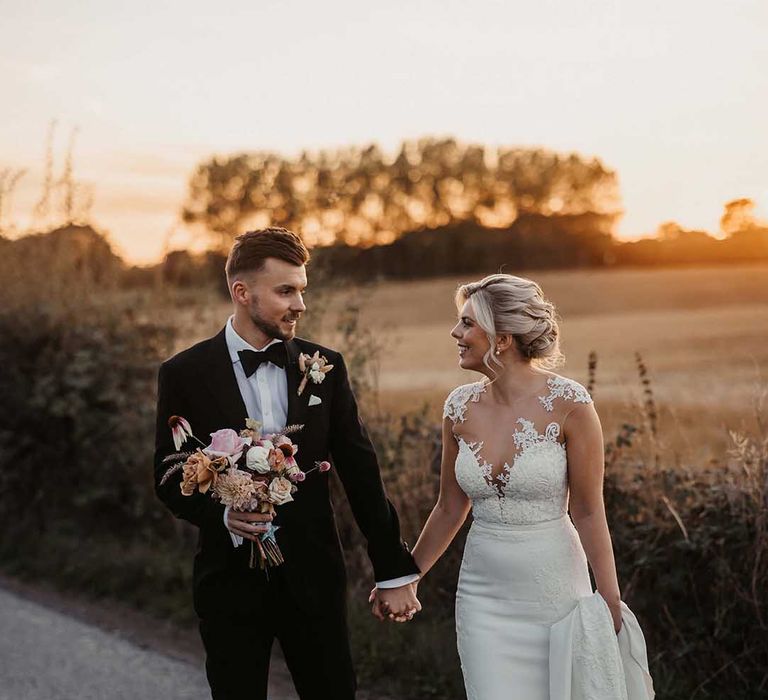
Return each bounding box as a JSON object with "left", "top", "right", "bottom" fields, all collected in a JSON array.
[{"left": 204, "top": 428, "right": 250, "bottom": 461}]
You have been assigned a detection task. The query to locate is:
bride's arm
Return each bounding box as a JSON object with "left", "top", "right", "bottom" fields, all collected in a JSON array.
[
  {"left": 564, "top": 402, "right": 623, "bottom": 632},
  {"left": 410, "top": 417, "right": 471, "bottom": 577}
]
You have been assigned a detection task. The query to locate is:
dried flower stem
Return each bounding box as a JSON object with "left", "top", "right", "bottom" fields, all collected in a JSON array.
[
  {"left": 633, "top": 351, "right": 661, "bottom": 469},
  {"left": 587, "top": 350, "right": 597, "bottom": 397},
  {"left": 635, "top": 352, "right": 658, "bottom": 439},
  {"left": 160, "top": 461, "right": 186, "bottom": 485},
  {"left": 276, "top": 423, "right": 304, "bottom": 437},
  {"left": 162, "top": 451, "right": 192, "bottom": 463}
]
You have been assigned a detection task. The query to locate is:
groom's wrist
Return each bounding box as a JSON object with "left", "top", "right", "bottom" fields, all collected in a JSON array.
[{"left": 376, "top": 573, "right": 420, "bottom": 589}]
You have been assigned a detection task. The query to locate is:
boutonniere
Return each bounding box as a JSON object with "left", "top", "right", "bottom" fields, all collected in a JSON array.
[{"left": 297, "top": 351, "right": 334, "bottom": 396}]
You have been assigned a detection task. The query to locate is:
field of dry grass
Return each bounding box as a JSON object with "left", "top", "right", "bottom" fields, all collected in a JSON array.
[
  {"left": 318, "top": 264, "right": 768, "bottom": 463},
  {"left": 172, "top": 263, "right": 768, "bottom": 463}
]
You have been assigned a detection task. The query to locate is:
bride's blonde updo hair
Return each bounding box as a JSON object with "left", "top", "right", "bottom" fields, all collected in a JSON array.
[{"left": 456, "top": 273, "right": 564, "bottom": 371}]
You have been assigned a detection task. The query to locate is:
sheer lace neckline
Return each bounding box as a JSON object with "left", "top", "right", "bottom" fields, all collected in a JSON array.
[
  {"left": 446, "top": 375, "right": 591, "bottom": 497},
  {"left": 459, "top": 420, "right": 564, "bottom": 496}
]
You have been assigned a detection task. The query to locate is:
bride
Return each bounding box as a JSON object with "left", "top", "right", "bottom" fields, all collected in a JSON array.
[{"left": 373, "top": 273, "right": 654, "bottom": 700}]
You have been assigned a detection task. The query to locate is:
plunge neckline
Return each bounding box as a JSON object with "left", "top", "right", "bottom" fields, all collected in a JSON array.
[
  {"left": 445, "top": 374, "right": 593, "bottom": 499},
  {"left": 457, "top": 420, "right": 565, "bottom": 497},
  {"left": 452, "top": 376, "right": 574, "bottom": 496}
]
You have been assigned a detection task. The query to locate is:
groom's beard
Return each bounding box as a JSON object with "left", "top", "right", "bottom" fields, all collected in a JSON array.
[{"left": 248, "top": 306, "right": 299, "bottom": 342}]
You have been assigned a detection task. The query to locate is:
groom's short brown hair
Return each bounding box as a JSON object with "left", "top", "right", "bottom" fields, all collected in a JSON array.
[{"left": 225, "top": 227, "right": 310, "bottom": 281}]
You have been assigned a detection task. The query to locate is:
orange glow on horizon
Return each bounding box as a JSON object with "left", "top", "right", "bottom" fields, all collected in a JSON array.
[{"left": 2, "top": 2, "right": 766, "bottom": 263}]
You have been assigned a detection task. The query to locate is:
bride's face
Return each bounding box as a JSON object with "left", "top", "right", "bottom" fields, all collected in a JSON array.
[{"left": 451, "top": 299, "right": 491, "bottom": 371}]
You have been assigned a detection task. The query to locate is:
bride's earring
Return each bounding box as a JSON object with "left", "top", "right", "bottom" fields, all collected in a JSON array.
[{"left": 495, "top": 348, "right": 500, "bottom": 356}]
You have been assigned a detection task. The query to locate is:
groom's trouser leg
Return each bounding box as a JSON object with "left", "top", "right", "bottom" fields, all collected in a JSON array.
[
  {"left": 199, "top": 612, "right": 274, "bottom": 700},
  {"left": 275, "top": 584, "right": 356, "bottom": 700}
]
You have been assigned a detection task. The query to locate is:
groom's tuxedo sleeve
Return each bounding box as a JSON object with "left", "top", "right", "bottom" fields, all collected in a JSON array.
[
  {"left": 329, "top": 353, "right": 420, "bottom": 582},
  {"left": 153, "top": 361, "right": 225, "bottom": 530}
]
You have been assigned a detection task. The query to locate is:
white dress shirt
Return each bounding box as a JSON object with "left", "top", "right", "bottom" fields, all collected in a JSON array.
[
  {"left": 222, "top": 317, "right": 417, "bottom": 589},
  {"left": 225, "top": 317, "right": 287, "bottom": 435}
]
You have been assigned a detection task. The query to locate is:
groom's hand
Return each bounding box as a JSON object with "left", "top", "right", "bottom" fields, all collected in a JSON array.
[
  {"left": 227, "top": 510, "right": 273, "bottom": 542},
  {"left": 370, "top": 583, "right": 421, "bottom": 623}
]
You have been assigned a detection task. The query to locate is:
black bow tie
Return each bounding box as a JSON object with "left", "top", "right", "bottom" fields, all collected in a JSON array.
[{"left": 238, "top": 344, "right": 287, "bottom": 376}]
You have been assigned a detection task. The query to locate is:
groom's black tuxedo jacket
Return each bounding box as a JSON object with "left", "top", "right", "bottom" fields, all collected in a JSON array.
[{"left": 154, "top": 329, "right": 419, "bottom": 618}]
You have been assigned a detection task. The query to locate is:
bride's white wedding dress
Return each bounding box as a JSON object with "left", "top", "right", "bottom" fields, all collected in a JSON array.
[{"left": 444, "top": 376, "right": 654, "bottom": 700}]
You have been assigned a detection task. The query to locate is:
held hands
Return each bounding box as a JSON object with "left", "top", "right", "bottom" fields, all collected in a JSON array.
[
  {"left": 369, "top": 582, "right": 421, "bottom": 623},
  {"left": 226, "top": 510, "right": 273, "bottom": 542}
]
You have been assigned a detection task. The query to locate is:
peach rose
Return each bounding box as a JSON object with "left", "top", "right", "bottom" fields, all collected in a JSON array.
[
  {"left": 178, "top": 449, "right": 227, "bottom": 495},
  {"left": 268, "top": 476, "right": 294, "bottom": 505},
  {"left": 180, "top": 461, "right": 198, "bottom": 496}
]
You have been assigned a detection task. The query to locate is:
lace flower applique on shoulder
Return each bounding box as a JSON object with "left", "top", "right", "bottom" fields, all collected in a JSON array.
[
  {"left": 443, "top": 382, "right": 487, "bottom": 424},
  {"left": 539, "top": 376, "right": 592, "bottom": 412}
]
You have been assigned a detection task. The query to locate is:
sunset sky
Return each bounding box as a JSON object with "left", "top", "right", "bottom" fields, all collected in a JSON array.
[{"left": 2, "top": 0, "right": 767, "bottom": 263}]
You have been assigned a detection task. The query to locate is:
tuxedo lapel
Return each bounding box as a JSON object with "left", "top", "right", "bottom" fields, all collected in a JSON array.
[
  {"left": 285, "top": 339, "right": 311, "bottom": 429},
  {"left": 204, "top": 328, "right": 249, "bottom": 429}
]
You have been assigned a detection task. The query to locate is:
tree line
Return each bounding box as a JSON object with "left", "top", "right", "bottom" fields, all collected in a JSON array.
[
  {"left": 308, "top": 198, "right": 768, "bottom": 281},
  {"left": 3, "top": 138, "right": 767, "bottom": 289},
  {"left": 181, "top": 137, "right": 622, "bottom": 249}
]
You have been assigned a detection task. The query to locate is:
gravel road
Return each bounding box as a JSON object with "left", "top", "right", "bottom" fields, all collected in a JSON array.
[{"left": 0, "top": 586, "right": 296, "bottom": 700}]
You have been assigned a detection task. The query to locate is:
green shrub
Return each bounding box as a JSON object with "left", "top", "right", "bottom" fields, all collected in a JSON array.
[
  {"left": 0, "top": 291, "right": 198, "bottom": 624},
  {"left": 604, "top": 431, "right": 768, "bottom": 699}
]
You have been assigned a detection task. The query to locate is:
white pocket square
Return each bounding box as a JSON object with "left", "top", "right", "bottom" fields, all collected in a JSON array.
[{"left": 308, "top": 394, "right": 322, "bottom": 407}]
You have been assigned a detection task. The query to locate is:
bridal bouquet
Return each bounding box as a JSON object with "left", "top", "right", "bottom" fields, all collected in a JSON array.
[{"left": 160, "top": 416, "right": 330, "bottom": 569}]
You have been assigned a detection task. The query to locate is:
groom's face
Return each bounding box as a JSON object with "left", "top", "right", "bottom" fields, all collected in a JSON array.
[{"left": 238, "top": 257, "right": 308, "bottom": 341}]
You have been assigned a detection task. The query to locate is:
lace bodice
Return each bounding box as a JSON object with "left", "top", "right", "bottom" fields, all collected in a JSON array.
[{"left": 444, "top": 375, "right": 592, "bottom": 526}]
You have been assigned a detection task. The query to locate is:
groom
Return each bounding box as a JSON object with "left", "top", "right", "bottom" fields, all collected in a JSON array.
[{"left": 154, "top": 227, "right": 421, "bottom": 700}]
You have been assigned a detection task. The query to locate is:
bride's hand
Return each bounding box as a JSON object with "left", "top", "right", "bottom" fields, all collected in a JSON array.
[{"left": 607, "top": 601, "right": 622, "bottom": 634}]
